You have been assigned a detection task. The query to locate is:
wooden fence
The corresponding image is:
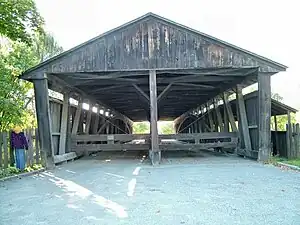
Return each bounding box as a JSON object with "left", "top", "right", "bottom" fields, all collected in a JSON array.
[
  {"left": 285, "top": 123, "right": 300, "bottom": 159},
  {"left": 0, "top": 129, "right": 41, "bottom": 169}
]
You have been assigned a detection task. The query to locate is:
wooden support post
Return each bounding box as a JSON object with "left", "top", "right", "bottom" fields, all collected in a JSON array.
[
  {"left": 72, "top": 100, "right": 82, "bottom": 135},
  {"left": 85, "top": 102, "right": 92, "bottom": 134},
  {"left": 258, "top": 73, "right": 271, "bottom": 161},
  {"left": 206, "top": 104, "right": 214, "bottom": 131},
  {"left": 274, "top": 115, "right": 279, "bottom": 156},
  {"left": 286, "top": 114, "right": 291, "bottom": 158},
  {"left": 59, "top": 92, "right": 69, "bottom": 155},
  {"left": 33, "top": 74, "right": 54, "bottom": 168},
  {"left": 214, "top": 100, "right": 224, "bottom": 132},
  {"left": 296, "top": 123, "right": 300, "bottom": 157},
  {"left": 223, "top": 93, "right": 237, "bottom": 132},
  {"left": 149, "top": 70, "right": 160, "bottom": 165},
  {"left": 292, "top": 123, "right": 296, "bottom": 158},
  {"left": 236, "top": 85, "right": 252, "bottom": 155},
  {"left": 223, "top": 99, "right": 229, "bottom": 132}
]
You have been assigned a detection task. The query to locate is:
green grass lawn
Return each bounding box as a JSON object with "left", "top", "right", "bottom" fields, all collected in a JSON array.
[{"left": 271, "top": 156, "right": 300, "bottom": 167}]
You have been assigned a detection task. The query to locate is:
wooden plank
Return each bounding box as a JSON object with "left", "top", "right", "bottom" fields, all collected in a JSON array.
[
  {"left": 236, "top": 85, "right": 252, "bottom": 154},
  {"left": 223, "top": 93, "right": 237, "bottom": 132},
  {"left": 59, "top": 92, "right": 69, "bottom": 155},
  {"left": 286, "top": 123, "right": 291, "bottom": 158},
  {"left": 53, "top": 152, "right": 77, "bottom": 164},
  {"left": 274, "top": 115, "right": 279, "bottom": 156},
  {"left": 35, "top": 128, "right": 40, "bottom": 164},
  {"left": 157, "top": 83, "right": 173, "bottom": 103},
  {"left": 149, "top": 70, "right": 160, "bottom": 164},
  {"left": 287, "top": 111, "right": 292, "bottom": 158},
  {"left": 92, "top": 114, "right": 100, "bottom": 134},
  {"left": 132, "top": 84, "right": 150, "bottom": 102},
  {"left": 296, "top": 123, "right": 300, "bottom": 157},
  {"left": 33, "top": 75, "right": 55, "bottom": 168},
  {"left": 258, "top": 73, "right": 271, "bottom": 161},
  {"left": 26, "top": 129, "right": 34, "bottom": 167},
  {"left": 206, "top": 104, "right": 214, "bottom": 131},
  {"left": 214, "top": 101, "right": 224, "bottom": 132},
  {"left": 85, "top": 103, "right": 92, "bottom": 134},
  {"left": 72, "top": 144, "right": 150, "bottom": 152},
  {"left": 223, "top": 101, "right": 229, "bottom": 132},
  {"left": 71, "top": 100, "right": 82, "bottom": 135},
  {"left": 2, "top": 132, "right": 8, "bottom": 168}
]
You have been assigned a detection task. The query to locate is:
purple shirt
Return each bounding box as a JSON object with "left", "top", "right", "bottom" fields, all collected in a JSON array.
[{"left": 10, "top": 131, "right": 29, "bottom": 149}]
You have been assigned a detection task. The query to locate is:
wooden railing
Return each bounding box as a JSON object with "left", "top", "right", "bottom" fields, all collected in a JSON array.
[
  {"left": 71, "top": 132, "right": 238, "bottom": 153},
  {"left": 0, "top": 129, "right": 40, "bottom": 169}
]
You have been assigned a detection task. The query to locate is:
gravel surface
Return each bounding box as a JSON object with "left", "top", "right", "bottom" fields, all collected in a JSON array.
[{"left": 1, "top": 151, "right": 300, "bottom": 225}]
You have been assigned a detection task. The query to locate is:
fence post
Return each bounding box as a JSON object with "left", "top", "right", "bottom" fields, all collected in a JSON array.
[
  {"left": 0, "top": 133, "right": 2, "bottom": 168},
  {"left": 2, "top": 132, "right": 9, "bottom": 168},
  {"left": 26, "top": 129, "right": 34, "bottom": 167},
  {"left": 35, "top": 128, "right": 40, "bottom": 164},
  {"left": 286, "top": 124, "right": 291, "bottom": 158},
  {"left": 296, "top": 123, "right": 300, "bottom": 158}
]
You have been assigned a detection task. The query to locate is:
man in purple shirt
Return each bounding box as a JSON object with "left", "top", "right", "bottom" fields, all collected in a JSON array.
[{"left": 10, "top": 126, "right": 28, "bottom": 171}]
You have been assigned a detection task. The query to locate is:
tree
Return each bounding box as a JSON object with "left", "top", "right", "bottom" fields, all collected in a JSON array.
[
  {"left": 0, "top": 0, "right": 44, "bottom": 45},
  {"left": 133, "top": 122, "right": 150, "bottom": 134},
  {"left": 0, "top": 32, "right": 63, "bottom": 131},
  {"left": 0, "top": 41, "right": 36, "bottom": 131},
  {"left": 270, "top": 92, "right": 296, "bottom": 131},
  {"left": 32, "top": 32, "right": 63, "bottom": 62},
  {"left": 159, "top": 122, "right": 175, "bottom": 134}
]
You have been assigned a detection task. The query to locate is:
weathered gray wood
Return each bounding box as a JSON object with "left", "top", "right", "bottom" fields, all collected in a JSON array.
[
  {"left": 71, "top": 100, "right": 82, "bottom": 135},
  {"left": 0, "top": 133, "right": 3, "bottom": 167},
  {"left": 2, "top": 132, "right": 8, "bottom": 168},
  {"left": 35, "top": 128, "right": 40, "bottom": 164},
  {"left": 206, "top": 104, "right": 214, "bottom": 131},
  {"left": 85, "top": 103, "right": 92, "bottom": 134},
  {"left": 223, "top": 102, "right": 229, "bottom": 132},
  {"left": 92, "top": 113, "right": 100, "bottom": 134},
  {"left": 274, "top": 115, "right": 279, "bottom": 156},
  {"left": 132, "top": 84, "right": 149, "bottom": 102},
  {"left": 286, "top": 123, "right": 291, "bottom": 158},
  {"left": 223, "top": 93, "right": 237, "bottom": 132},
  {"left": 157, "top": 83, "right": 173, "bottom": 103},
  {"left": 53, "top": 152, "right": 77, "bottom": 164},
  {"left": 258, "top": 73, "right": 271, "bottom": 161},
  {"left": 33, "top": 75, "right": 54, "bottom": 168},
  {"left": 26, "top": 129, "right": 34, "bottom": 166},
  {"left": 214, "top": 101, "right": 224, "bottom": 132},
  {"left": 59, "top": 92, "right": 69, "bottom": 155},
  {"left": 236, "top": 85, "right": 252, "bottom": 154},
  {"left": 296, "top": 123, "right": 300, "bottom": 157},
  {"left": 149, "top": 70, "right": 160, "bottom": 164}
]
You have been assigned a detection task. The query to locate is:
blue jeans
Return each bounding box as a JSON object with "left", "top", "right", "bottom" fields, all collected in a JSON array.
[{"left": 15, "top": 149, "right": 26, "bottom": 171}]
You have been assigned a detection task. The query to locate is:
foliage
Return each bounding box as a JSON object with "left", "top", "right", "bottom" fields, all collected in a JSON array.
[
  {"left": 0, "top": 0, "right": 44, "bottom": 45},
  {"left": 159, "top": 122, "right": 175, "bottom": 134},
  {"left": 0, "top": 31, "right": 63, "bottom": 131},
  {"left": 0, "top": 41, "right": 37, "bottom": 131},
  {"left": 133, "top": 122, "right": 150, "bottom": 134},
  {"left": 0, "top": 164, "right": 43, "bottom": 179},
  {"left": 282, "top": 158, "right": 300, "bottom": 167},
  {"left": 32, "top": 31, "right": 64, "bottom": 62}
]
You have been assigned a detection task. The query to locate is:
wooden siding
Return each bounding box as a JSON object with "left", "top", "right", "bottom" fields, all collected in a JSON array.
[{"left": 29, "top": 17, "right": 282, "bottom": 76}]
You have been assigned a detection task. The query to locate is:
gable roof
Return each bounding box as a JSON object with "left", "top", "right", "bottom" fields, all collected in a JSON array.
[{"left": 20, "top": 12, "right": 287, "bottom": 79}]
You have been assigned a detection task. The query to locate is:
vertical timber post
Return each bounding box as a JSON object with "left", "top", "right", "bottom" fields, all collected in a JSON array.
[
  {"left": 236, "top": 85, "right": 252, "bottom": 156},
  {"left": 33, "top": 74, "right": 54, "bottom": 169},
  {"left": 59, "top": 91, "right": 69, "bottom": 155},
  {"left": 274, "top": 115, "right": 279, "bottom": 156},
  {"left": 149, "top": 70, "right": 160, "bottom": 165},
  {"left": 258, "top": 73, "right": 271, "bottom": 161}
]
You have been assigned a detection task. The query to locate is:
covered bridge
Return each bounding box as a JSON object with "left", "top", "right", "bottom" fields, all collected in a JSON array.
[{"left": 20, "top": 12, "right": 288, "bottom": 168}]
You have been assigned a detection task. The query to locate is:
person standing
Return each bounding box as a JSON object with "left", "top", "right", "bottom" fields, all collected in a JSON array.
[{"left": 10, "top": 126, "right": 28, "bottom": 171}]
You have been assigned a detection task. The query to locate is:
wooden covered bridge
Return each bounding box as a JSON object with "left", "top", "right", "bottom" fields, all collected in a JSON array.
[{"left": 20, "top": 13, "right": 289, "bottom": 168}]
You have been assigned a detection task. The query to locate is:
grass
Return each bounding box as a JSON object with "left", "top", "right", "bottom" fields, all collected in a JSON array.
[
  {"left": 0, "top": 164, "right": 43, "bottom": 179},
  {"left": 270, "top": 156, "right": 300, "bottom": 167}
]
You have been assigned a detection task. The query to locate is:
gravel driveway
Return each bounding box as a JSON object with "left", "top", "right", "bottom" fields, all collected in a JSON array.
[{"left": 1, "top": 151, "right": 300, "bottom": 225}]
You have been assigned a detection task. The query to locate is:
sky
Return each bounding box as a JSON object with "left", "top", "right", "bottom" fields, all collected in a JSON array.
[{"left": 36, "top": 0, "right": 300, "bottom": 109}]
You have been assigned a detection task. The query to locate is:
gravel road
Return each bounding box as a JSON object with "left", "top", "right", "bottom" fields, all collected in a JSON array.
[{"left": 1, "top": 151, "right": 300, "bottom": 225}]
